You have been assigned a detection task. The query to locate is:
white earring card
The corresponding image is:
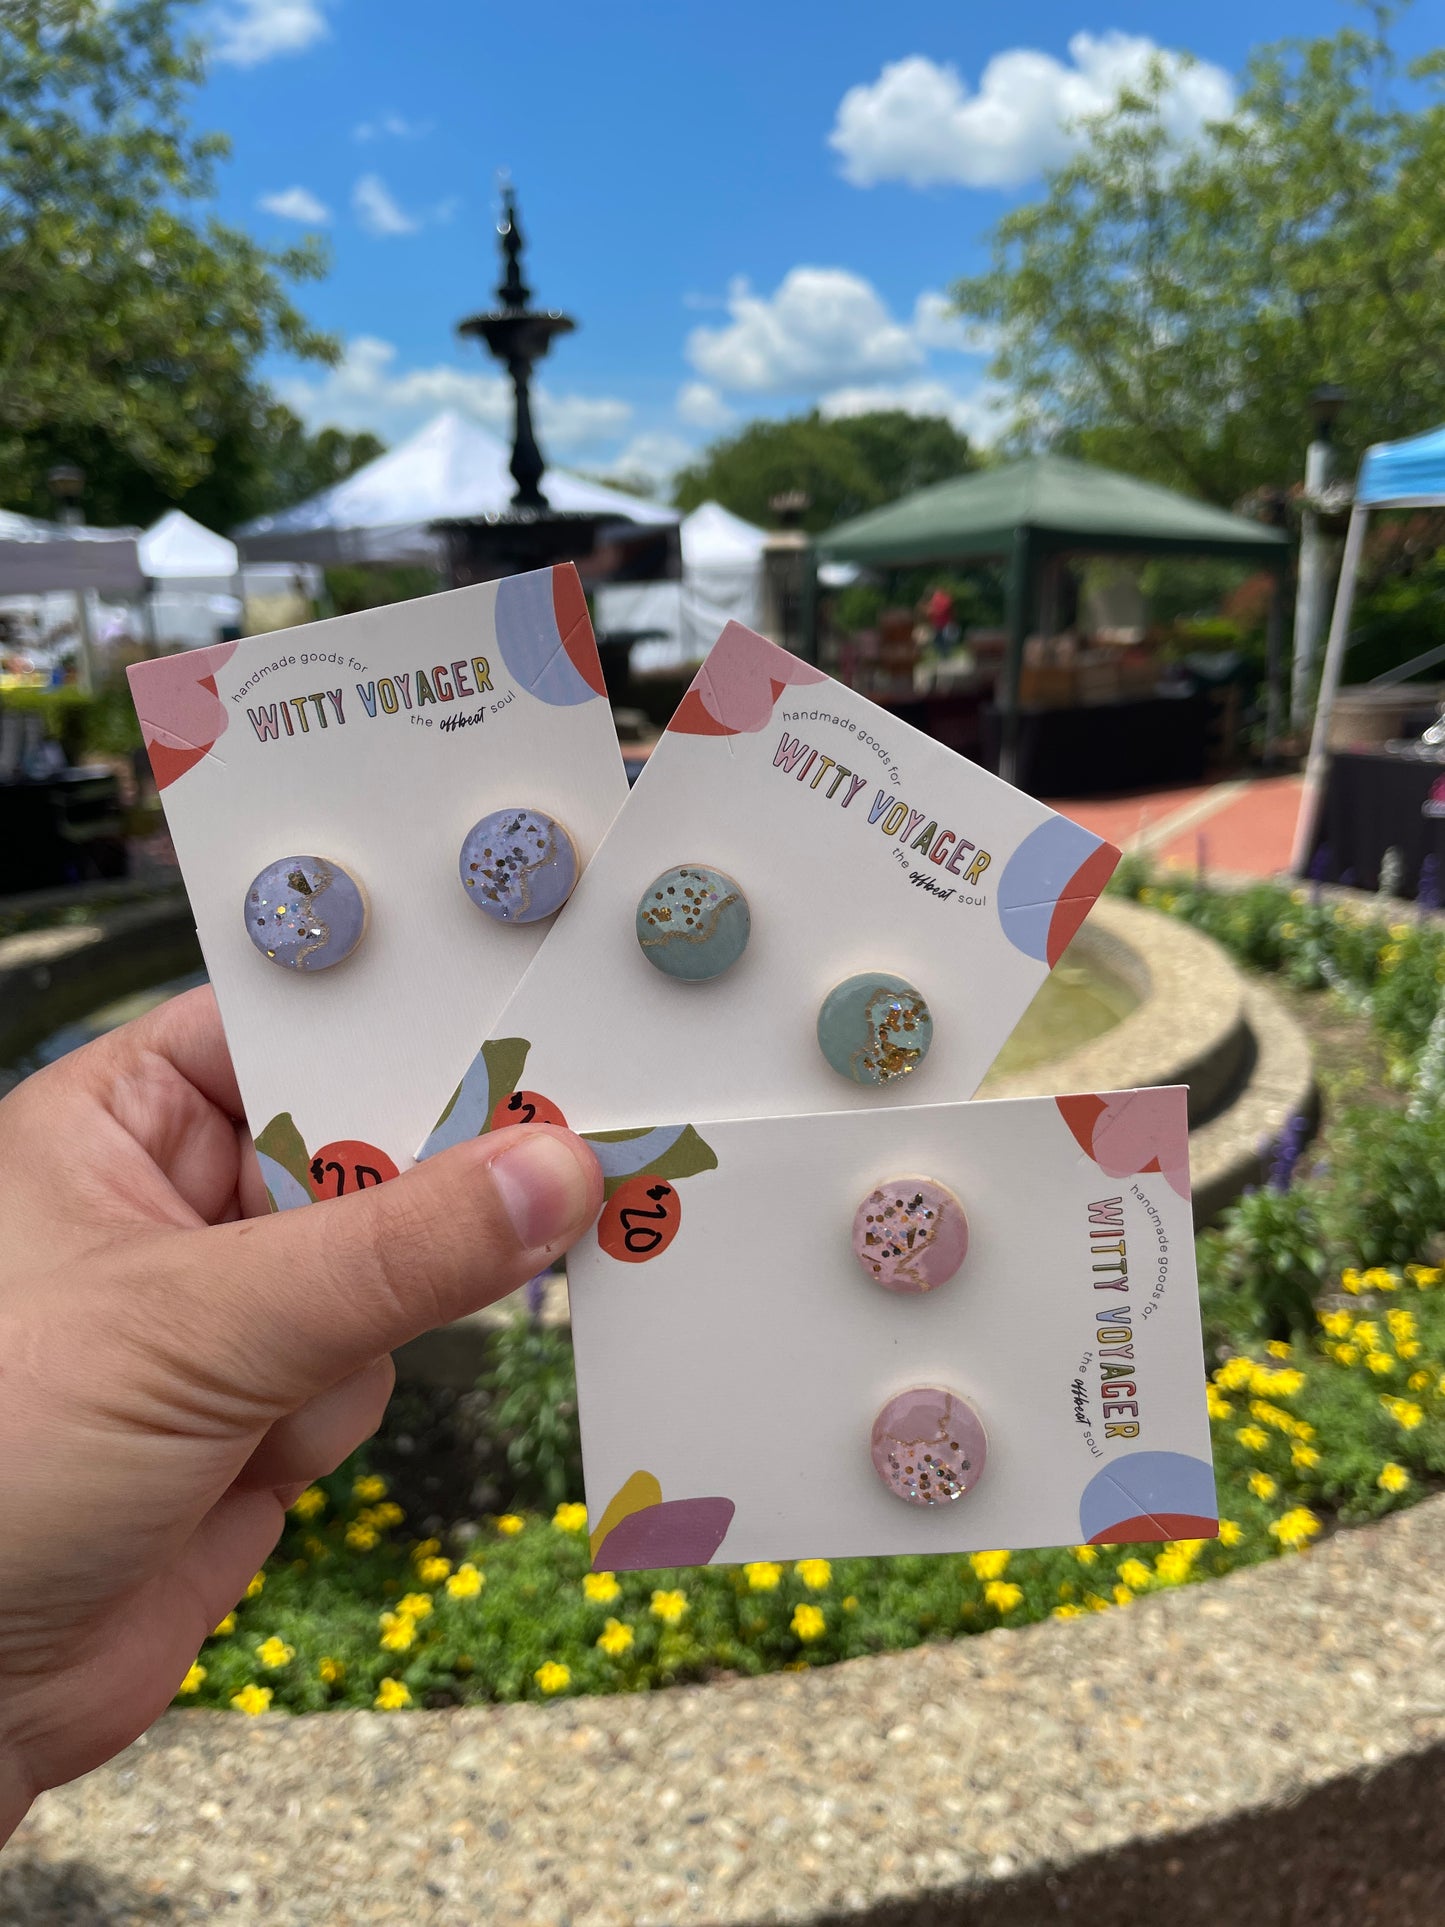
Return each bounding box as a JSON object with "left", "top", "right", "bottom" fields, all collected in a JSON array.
[
  {"left": 565, "top": 1087, "right": 1214, "bottom": 1569},
  {"left": 422, "top": 622, "right": 1120, "bottom": 1153},
  {"left": 128, "top": 566, "right": 627, "bottom": 1209}
]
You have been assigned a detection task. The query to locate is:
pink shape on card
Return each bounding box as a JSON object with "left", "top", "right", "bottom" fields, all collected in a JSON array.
[{"left": 668, "top": 622, "right": 825, "bottom": 736}]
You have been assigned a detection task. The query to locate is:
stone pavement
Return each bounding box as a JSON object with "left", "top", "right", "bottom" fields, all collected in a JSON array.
[
  {"left": 1050, "top": 773, "right": 1305, "bottom": 879},
  {"left": 6, "top": 1495, "right": 1445, "bottom": 1925}
]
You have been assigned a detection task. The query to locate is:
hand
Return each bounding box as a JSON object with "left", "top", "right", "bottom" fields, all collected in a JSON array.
[{"left": 0, "top": 986, "right": 602, "bottom": 1839}]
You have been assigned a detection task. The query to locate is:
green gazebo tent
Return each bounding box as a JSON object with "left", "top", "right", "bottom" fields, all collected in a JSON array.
[{"left": 815, "top": 453, "right": 1289, "bottom": 782}]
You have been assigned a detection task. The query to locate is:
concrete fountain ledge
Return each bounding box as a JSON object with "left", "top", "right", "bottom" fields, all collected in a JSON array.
[{"left": 8, "top": 1496, "right": 1445, "bottom": 1925}]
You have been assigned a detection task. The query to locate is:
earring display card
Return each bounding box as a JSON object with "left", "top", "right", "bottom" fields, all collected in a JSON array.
[
  {"left": 127, "top": 566, "right": 627, "bottom": 1209},
  {"left": 422, "top": 622, "right": 1120, "bottom": 1154},
  {"left": 565, "top": 1086, "right": 1213, "bottom": 1569}
]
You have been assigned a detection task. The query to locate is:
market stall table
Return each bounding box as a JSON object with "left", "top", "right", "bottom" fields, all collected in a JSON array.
[{"left": 1307, "top": 747, "right": 1445, "bottom": 898}]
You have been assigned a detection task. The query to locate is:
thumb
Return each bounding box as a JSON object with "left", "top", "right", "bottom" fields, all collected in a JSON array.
[{"left": 150, "top": 1126, "right": 602, "bottom": 1408}]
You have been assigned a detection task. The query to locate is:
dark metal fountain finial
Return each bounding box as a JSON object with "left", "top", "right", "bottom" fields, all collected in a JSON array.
[{"left": 457, "top": 179, "right": 577, "bottom": 512}]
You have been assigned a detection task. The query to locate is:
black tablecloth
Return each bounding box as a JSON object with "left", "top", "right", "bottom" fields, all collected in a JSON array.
[
  {"left": 0, "top": 768, "right": 128, "bottom": 894},
  {"left": 981, "top": 693, "right": 1209, "bottom": 796},
  {"left": 1309, "top": 749, "right": 1445, "bottom": 899}
]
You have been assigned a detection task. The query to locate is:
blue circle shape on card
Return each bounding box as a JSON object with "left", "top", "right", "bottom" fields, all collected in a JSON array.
[
  {"left": 459, "top": 808, "right": 579, "bottom": 924},
  {"left": 636, "top": 865, "right": 750, "bottom": 981},
  {"left": 244, "top": 855, "right": 367, "bottom": 971},
  {"left": 817, "top": 971, "right": 933, "bottom": 1085}
]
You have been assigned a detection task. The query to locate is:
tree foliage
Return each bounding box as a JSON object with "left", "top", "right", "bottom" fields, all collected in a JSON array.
[
  {"left": 0, "top": 0, "right": 340, "bottom": 522},
  {"left": 672, "top": 409, "right": 977, "bottom": 531},
  {"left": 953, "top": 14, "right": 1445, "bottom": 505}
]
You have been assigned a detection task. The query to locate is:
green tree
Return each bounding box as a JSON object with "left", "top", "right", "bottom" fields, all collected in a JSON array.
[
  {"left": 0, "top": 0, "right": 338, "bottom": 520},
  {"left": 672, "top": 409, "right": 977, "bottom": 531},
  {"left": 954, "top": 14, "right": 1445, "bottom": 505}
]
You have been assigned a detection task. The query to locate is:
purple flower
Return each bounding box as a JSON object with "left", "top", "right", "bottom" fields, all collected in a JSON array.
[
  {"left": 1265, "top": 1112, "right": 1309, "bottom": 1192},
  {"left": 524, "top": 1269, "right": 549, "bottom": 1323},
  {"left": 1419, "top": 854, "right": 1440, "bottom": 912}
]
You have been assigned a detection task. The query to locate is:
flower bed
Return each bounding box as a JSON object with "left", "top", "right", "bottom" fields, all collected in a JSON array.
[{"left": 181, "top": 864, "right": 1445, "bottom": 1715}]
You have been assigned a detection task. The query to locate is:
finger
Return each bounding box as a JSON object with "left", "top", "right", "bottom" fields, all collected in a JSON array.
[
  {"left": 101, "top": 985, "right": 243, "bottom": 1121},
  {"left": 142, "top": 1125, "right": 601, "bottom": 1409},
  {"left": 236, "top": 1357, "right": 396, "bottom": 1492}
]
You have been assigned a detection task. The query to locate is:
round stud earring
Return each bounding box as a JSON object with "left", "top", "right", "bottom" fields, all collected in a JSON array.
[
  {"left": 870, "top": 1387, "right": 987, "bottom": 1506},
  {"left": 817, "top": 971, "right": 933, "bottom": 1085},
  {"left": 459, "top": 808, "right": 578, "bottom": 924},
  {"left": 853, "top": 1177, "right": 968, "bottom": 1293},
  {"left": 635, "top": 864, "right": 750, "bottom": 981},
  {"left": 244, "top": 855, "right": 367, "bottom": 971}
]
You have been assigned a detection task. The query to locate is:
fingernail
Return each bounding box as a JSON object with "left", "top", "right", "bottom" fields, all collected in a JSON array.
[{"left": 491, "top": 1132, "right": 596, "bottom": 1253}]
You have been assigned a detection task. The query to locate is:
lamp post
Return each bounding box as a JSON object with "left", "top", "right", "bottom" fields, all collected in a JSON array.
[
  {"left": 1290, "top": 384, "right": 1348, "bottom": 734},
  {"left": 46, "top": 462, "right": 97, "bottom": 695},
  {"left": 457, "top": 185, "right": 575, "bottom": 510}
]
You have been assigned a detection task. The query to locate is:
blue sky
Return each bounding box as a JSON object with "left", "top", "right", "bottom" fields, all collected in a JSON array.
[{"left": 194, "top": 0, "right": 1436, "bottom": 487}]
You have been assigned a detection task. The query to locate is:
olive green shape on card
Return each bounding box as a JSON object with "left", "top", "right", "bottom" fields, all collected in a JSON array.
[{"left": 254, "top": 1111, "right": 313, "bottom": 1194}]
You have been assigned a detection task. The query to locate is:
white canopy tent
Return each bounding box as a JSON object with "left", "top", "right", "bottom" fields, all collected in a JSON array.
[
  {"left": 138, "top": 509, "right": 243, "bottom": 648},
  {"left": 234, "top": 409, "right": 678, "bottom": 568},
  {"left": 1291, "top": 422, "right": 1445, "bottom": 870},
  {"left": 595, "top": 501, "right": 766, "bottom": 669},
  {"left": 0, "top": 509, "right": 144, "bottom": 595}
]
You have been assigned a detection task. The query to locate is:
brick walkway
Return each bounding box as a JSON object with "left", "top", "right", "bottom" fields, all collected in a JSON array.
[{"left": 1047, "top": 774, "right": 1305, "bottom": 880}]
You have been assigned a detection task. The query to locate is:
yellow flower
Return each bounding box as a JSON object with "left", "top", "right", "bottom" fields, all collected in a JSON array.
[
  {"left": 1071, "top": 1544, "right": 1099, "bottom": 1566},
  {"left": 496, "top": 1514, "right": 525, "bottom": 1537},
  {"left": 230, "top": 1685, "right": 273, "bottom": 1716},
  {"left": 245, "top": 1572, "right": 265, "bottom": 1599},
  {"left": 1319, "top": 1310, "right": 1353, "bottom": 1338},
  {"left": 1398, "top": 1340, "right": 1423, "bottom": 1359},
  {"left": 318, "top": 1657, "right": 344, "bottom": 1685},
  {"left": 1269, "top": 1507, "right": 1322, "bottom": 1551},
  {"left": 1382, "top": 1396, "right": 1425, "bottom": 1431},
  {"left": 375, "top": 1677, "right": 411, "bottom": 1710},
  {"left": 1235, "top": 1425, "right": 1269, "bottom": 1453},
  {"left": 418, "top": 1556, "right": 452, "bottom": 1585},
  {"left": 596, "top": 1618, "right": 634, "bottom": 1657},
  {"left": 582, "top": 1571, "right": 620, "bottom": 1604},
  {"left": 744, "top": 1562, "right": 782, "bottom": 1592},
  {"left": 1118, "top": 1559, "right": 1153, "bottom": 1591},
  {"left": 1365, "top": 1267, "right": 1398, "bottom": 1291},
  {"left": 791, "top": 1603, "right": 827, "bottom": 1641},
  {"left": 795, "top": 1558, "right": 832, "bottom": 1591},
  {"left": 1206, "top": 1386, "right": 1234, "bottom": 1421},
  {"left": 534, "top": 1661, "right": 571, "bottom": 1695},
  {"left": 970, "top": 1549, "right": 1010, "bottom": 1582},
  {"left": 446, "top": 1562, "right": 485, "bottom": 1600},
  {"left": 1083, "top": 1593, "right": 1110, "bottom": 1612},
  {"left": 353, "top": 1474, "right": 388, "bottom": 1502},
  {"left": 290, "top": 1486, "right": 326, "bottom": 1521},
  {"left": 1266, "top": 1340, "right": 1292, "bottom": 1359},
  {"left": 984, "top": 1580, "right": 1023, "bottom": 1613},
  {"left": 650, "top": 1589, "right": 688, "bottom": 1625},
  {"left": 1249, "top": 1400, "right": 1296, "bottom": 1433},
  {"left": 1334, "top": 1344, "right": 1360, "bottom": 1367},
  {"left": 256, "top": 1636, "right": 295, "bottom": 1670},
  {"left": 1154, "top": 1548, "right": 1193, "bottom": 1587},
  {"left": 1218, "top": 1519, "right": 1244, "bottom": 1547},
  {"left": 1215, "top": 1357, "right": 1256, "bottom": 1392},
  {"left": 1248, "top": 1472, "right": 1278, "bottom": 1500},
  {"left": 1353, "top": 1320, "right": 1380, "bottom": 1348},
  {"left": 179, "top": 1662, "right": 206, "bottom": 1694},
  {"left": 212, "top": 1613, "right": 237, "bottom": 1638},
  {"left": 358, "top": 1501, "right": 404, "bottom": 1529},
  {"left": 1387, "top": 1308, "right": 1417, "bottom": 1340},
  {"left": 412, "top": 1538, "right": 441, "bottom": 1562},
  {"left": 842, "top": 1595, "right": 858, "bottom": 1612},
  {"left": 552, "top": 1502, "right": 589, "bottom": 1534},
  {"left": 392, "top": 1592, "right": 430, "bottom": 1621},
  {"left": 345, "top": 1523, "right": 379, "bottom": 1552},
  {"left": 1112, "top": 1585, "right": 1134, "bottom": 1607},
  {"left": 1342, "top": 1269, "right": 1362, "bottom": 1295},
  {"left": 1365, "top": 1352, "right": 1396, "bottom": 1376},
  {"left": 1253, "top": 1367, "right": 1306, "bottom": 1398},
  {"left": 379, "top": 1612, "right": 416, "bottom": 1652},
  {"left": 1291, "top": 1443, "right": 1321, "bottom": 1470},
  {"left": 1410, "top": 1371, "right": 1431, "bottom": 1392},
  {"left": 1052, "top": 1603, "right": 1085, "bottom": 1619},
  {"left": 1409, "top": 1266, "right": 1443, "bottom": 1288},
  {"left": 1378, "top": 1462, "right": 1410, "bottom": 1493}
]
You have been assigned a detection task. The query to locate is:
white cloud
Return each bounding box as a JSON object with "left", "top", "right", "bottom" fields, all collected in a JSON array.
[
  {"left": 352, "top": 174, "right": 419, "bottom": 237},
  {"left": 257, "top": 185, "right": 331, "bottom": 224},
  {"left": 911, "top": 292, "right": 996, "bottom": 357},
  {"left": 687, "top": 268, "right": 923, "bottom": 393},
  {"left": 210, "top": 0, "right": 329, "bottom": 67},
  {"left": 353, "top": 112, "right": 433, "bottom": 142},
  {"left": 606, "top": 432, "right": 695, "bottom": 490},
  {"left": 279, "top": 336, "right": 632, "bottom": 455},
  {"left": 675, "top": 383, "right": 734, "bottom": 431},
  {"left": 829, "top": 35, "right": 1234, "bottom": 189},
  {"left": 819, "top": 379, "right": 1009, "bottom": 446}
]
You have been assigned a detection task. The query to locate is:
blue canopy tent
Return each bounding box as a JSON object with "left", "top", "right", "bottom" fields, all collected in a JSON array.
[{"left": 1292, "top": 422, "right": 1445, "bottom": 870}]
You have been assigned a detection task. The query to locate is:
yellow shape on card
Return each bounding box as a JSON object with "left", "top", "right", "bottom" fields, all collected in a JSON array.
[{"left": 588, "top": 1470, "right": 662, "bottom": 1564}]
